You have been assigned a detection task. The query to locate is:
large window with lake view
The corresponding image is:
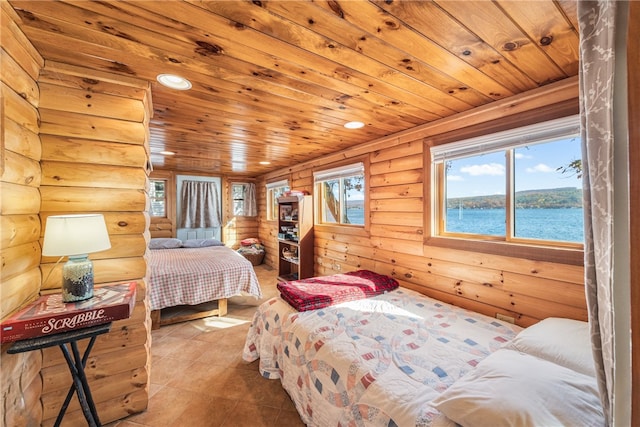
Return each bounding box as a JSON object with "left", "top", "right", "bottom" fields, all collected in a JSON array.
[
  {"left": 314, "top": 162, "right": 365, "bottom": 226},
  {"left": 432, "top": 116, "right": 583, "bottom": 247}
]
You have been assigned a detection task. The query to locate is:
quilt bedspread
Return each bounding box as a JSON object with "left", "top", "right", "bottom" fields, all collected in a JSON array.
[
  {"left": 149, "top": 246, "right": 261, "bottom": 311},
  {"left": 243, "top": 287, "right": 521, "bottom": 427}
]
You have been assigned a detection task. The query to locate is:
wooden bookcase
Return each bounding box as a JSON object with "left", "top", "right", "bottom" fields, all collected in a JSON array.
[{"left": 277, "top": 195, "right": 313, "bottom": 282}]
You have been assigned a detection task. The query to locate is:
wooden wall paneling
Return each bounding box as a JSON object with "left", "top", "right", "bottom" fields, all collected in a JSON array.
[
  {"left": 0, "top": 268, "right": 40, "bottom": 324},
  {"left": 36, "top": 62, "right": 152, "bottom": 425},
  {"left": 39, "top": 108, "right": 147, "bottom": 143},
  {"left": 3, "top": 117, "right": 41, "bottom": 160},
  {"left": 0, "top": 4, "right": 44, "bottom": 426},
  {"left": 41, "top": 135, "right": 147, "bottom": 167},
  {"left": 0, "top": 48, "right": 40, "bottom": 105}
]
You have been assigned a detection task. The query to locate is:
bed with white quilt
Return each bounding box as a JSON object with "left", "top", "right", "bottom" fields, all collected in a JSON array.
[
  {"left": 242, "top": 270, "right": 604, "bottom": 427},
  {"left": 148, "top": 238, "right": 261, "bottom": 328}
]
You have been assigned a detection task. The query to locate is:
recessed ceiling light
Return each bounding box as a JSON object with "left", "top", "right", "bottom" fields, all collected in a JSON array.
[
  {"left": 259, "top": 161, "right": 271, "bottom": 165},
  {"left": 159, "top": 151, "right": 176, "bottom": 155},
  {"left": 156, "top": 74, "right": 192, "bottom": 90},
  {"left": 344, "top": 121, "right": 365, "bottom": 129}
]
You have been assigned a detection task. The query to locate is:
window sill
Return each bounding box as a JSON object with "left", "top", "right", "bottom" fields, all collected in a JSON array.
[
  {"left": 315, "top": 224, "right": 369, "bottom": 237},
  {"left": 425, "top": 236, "right": 584, "bottom": 266}
]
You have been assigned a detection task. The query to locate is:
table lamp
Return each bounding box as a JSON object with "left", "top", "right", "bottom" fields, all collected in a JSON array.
[{"left": 42, "top": 214, "right": 111, "bottom": 302}]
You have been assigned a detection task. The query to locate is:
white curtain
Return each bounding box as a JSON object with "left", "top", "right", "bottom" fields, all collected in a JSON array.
[
  {"left": 578, "top": 1, "right": 617, "bottom": 424},
  {"left": 243, "top": 183, "right": 257, "bottom": 217},
  {"left": 180, "top": 180, "right": 221, "bottom": 228}
]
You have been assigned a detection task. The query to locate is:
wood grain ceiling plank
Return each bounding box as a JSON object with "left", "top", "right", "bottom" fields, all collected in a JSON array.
[
  {"left": 372, "top": 0, "right": 539, "bottom": 94},
  {"left": 255, "top": 0, "right": 499, "bottom": 106},
  {"left": 434, "top": 0, "right": 569, "bottom": 85},
  {"left": 133, "top": 0, "right": 456, "bottom": 120},
  {"left": 61, "top": 0, "right": 446, "bottom": 124},
  {"left": 19, "top": 1, "right": 430, "bottom": 131},
  {"left": 184, "top": 0, "right": 473, "bottom": 113},
  {"left": 294, "top": 0, "right": 512, "bottom": 100},
  {"left": 494, "top": 1, "right": 579, "bottom": 76}
]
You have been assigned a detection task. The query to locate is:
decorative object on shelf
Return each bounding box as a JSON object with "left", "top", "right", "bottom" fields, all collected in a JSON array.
[
  {"left": 282, "top": 247, "right": 298, "bottom": 261},
  {"left": 42, "top": 214, "right": 112, "bottom": 302}
]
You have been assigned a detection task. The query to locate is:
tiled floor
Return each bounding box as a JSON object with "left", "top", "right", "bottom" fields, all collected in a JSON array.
[{"left": 106, "top": 264, "right": 306, "bottom": 427}]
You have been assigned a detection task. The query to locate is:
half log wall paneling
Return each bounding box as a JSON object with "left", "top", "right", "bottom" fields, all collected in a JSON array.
[
  {"left": 1, "top": 2, "right": 45, "bottom": 425},
  {"left": 36, "top": 61, "right": 153, "bottom": 425},
  {"left": 259, "top": 78, "right": 586, "bottom": 328}
]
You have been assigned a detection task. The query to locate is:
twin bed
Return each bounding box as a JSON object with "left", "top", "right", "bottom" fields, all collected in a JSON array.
[
  {"left": 147, "top": 238, "right": 261, "bottom": 328},
  {"left": 243, "top": 270, "right": 604, "bottom": 427}
]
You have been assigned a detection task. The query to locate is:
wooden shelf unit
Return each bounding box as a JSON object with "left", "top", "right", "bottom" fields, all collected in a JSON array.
[{"left": 277, "top": 195, "right": 313, "bottom": 282}]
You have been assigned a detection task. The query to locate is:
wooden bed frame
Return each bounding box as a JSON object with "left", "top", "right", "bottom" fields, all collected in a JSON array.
[{"left": 150, "top": 298, "right": 228, "bottom": 329}]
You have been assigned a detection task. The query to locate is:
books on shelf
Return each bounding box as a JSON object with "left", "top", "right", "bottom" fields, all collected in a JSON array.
[{"left": 1, "top": 282, "right": 136, "bottom": 344}]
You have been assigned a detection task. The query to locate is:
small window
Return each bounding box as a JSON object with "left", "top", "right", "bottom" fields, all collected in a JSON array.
[
  {"left": 231, "top": 182, "right": 257, "bottom": 216},
  {"left": 314, "top": 162, "right": 365, "bottom": 226},
  {"left": 149, "top": 179, "right": 167, "bottom": 217},
  {"left": 266, "top": 180, "right": 289, "bottom": 221},
  {"left": 432, "top": 115, "right": 583, "bottom": 246}
]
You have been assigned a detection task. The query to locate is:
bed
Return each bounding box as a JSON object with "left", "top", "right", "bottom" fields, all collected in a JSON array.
[
  {"left": 243, "top": 270, "right": 604, "bottom": 427},
  {"left": 148, "top": 238, "right": 262, "bottom": 328}
]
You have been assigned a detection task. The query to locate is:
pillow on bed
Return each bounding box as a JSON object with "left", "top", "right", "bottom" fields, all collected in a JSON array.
[
  {"left": 181, "top": 238, "right": 224, "bottom": 248},
  {"left": 503, "top": 317, "right": 596, "bottom": 376},
  {"left": 431, "top": 349, "right": 604, "bottom": 427},
  {"left": 149, "top": 238, "right": 183, "bottom": 249}
]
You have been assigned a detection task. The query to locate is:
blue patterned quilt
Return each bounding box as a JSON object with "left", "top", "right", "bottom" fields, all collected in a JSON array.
[{"left": 243, "top": 287, "right": 522, "bottom": 426}]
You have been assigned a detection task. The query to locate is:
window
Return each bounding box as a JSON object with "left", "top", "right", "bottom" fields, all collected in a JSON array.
[
  {"left": 432, "top": 115, "right": 583, "bottom": 246},
  {"left": 231, "top": 182, "right": 256, "bottom": 216},
  {"left": 266, "top": 180, "right": 289, "bottom": 221},
  {"left": 314, "top": 162, "right": 365, "bottom": 226},
  {"left": 149, "top": 179, "right": 167, "bottom": 217}
]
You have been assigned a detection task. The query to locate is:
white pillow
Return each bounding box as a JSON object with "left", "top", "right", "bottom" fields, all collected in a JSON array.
[
  {"left": 181, "top": 238, "right": 224, "bottom": 248},
  {"left": 431, "top": 349, "right": 604, "bottom": 427},
  {"left": 148, "top": 238, "right": 182, "bottom": 249},
  {"left": 503, "top": 317, "right": 596, "bottom": 376}
]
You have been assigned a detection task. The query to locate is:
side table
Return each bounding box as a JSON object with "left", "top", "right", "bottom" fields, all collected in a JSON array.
[{"left": 8, "top": 322, "right": 112, "bottom": 427}]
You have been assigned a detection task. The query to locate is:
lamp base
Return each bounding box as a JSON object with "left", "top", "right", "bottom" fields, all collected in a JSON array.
[{"left": 62, "top": 255, "right": 94, "bottom": 302}]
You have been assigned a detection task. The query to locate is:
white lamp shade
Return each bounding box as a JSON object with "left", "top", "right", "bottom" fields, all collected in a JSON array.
[{"left": 42, "top": 214, "right": 112, "bottom": 256}]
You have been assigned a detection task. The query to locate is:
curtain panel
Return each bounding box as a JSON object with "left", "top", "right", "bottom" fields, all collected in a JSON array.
[
  {"left": 578, "top": 1, "right": 617, "bottom": 424},
  {"left": 180, "top": 180, "right": 221, "bottom": 229},
  {"left": 244, "top": 183, "right": 257, "bottom": 217}
]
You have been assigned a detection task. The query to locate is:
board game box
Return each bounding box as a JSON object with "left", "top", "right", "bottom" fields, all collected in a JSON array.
[{"left": 1, "top": 281, "right": 136, "bottom": 344}]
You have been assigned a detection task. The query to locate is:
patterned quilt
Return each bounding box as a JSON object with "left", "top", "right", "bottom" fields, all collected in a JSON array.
[
  {"left": 148, "top": 246, "right": 262, "bottom": 311},
  {"left": 243, "top": 287, "right": 521, "bottom": 427}
]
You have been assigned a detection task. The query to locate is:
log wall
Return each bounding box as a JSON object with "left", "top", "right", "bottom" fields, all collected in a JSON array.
[
  {"left": 37, "top": 61, "right": 153, "bottom": 426},
  {"left": 1, "top": 3, "right": 45, "bottom": 425},
  {"left": 259, "top": 77, "right": 586, "bottom": 328},
  {"left": 1, "top": 6, "right": 153, "bottom": 422}
]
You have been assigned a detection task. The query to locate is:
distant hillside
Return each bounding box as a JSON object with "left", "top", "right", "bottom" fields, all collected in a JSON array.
[{"left": 447, "top": 187, "right": 582, "bottom": 209}]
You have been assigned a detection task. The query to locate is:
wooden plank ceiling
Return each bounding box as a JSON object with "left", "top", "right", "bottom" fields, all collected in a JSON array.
[{"left": 9, "top": 0, "right": 579, "bottom": 177}]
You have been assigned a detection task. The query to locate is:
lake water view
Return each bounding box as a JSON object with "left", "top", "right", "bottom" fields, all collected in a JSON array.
[{"left": 446, "top": 208, "right": 584, "bottom": 243}]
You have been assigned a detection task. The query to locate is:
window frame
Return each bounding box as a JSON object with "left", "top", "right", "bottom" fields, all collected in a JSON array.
[
  {"left": 266, "top": 179, "right": 289, "bottom": 221},
  {"left": 431, "top": 115, "right": 584, "bottom": 251},
  {"left": 149, "top": 179, "right": 168, "bottom": 218},
  {"left": 314, "top": 161, "right": 367, "bottom": 229}
]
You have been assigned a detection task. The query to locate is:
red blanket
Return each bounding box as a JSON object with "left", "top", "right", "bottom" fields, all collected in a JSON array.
[{"left": 277, "top": 270, "right": 399, "bottom": 312}]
